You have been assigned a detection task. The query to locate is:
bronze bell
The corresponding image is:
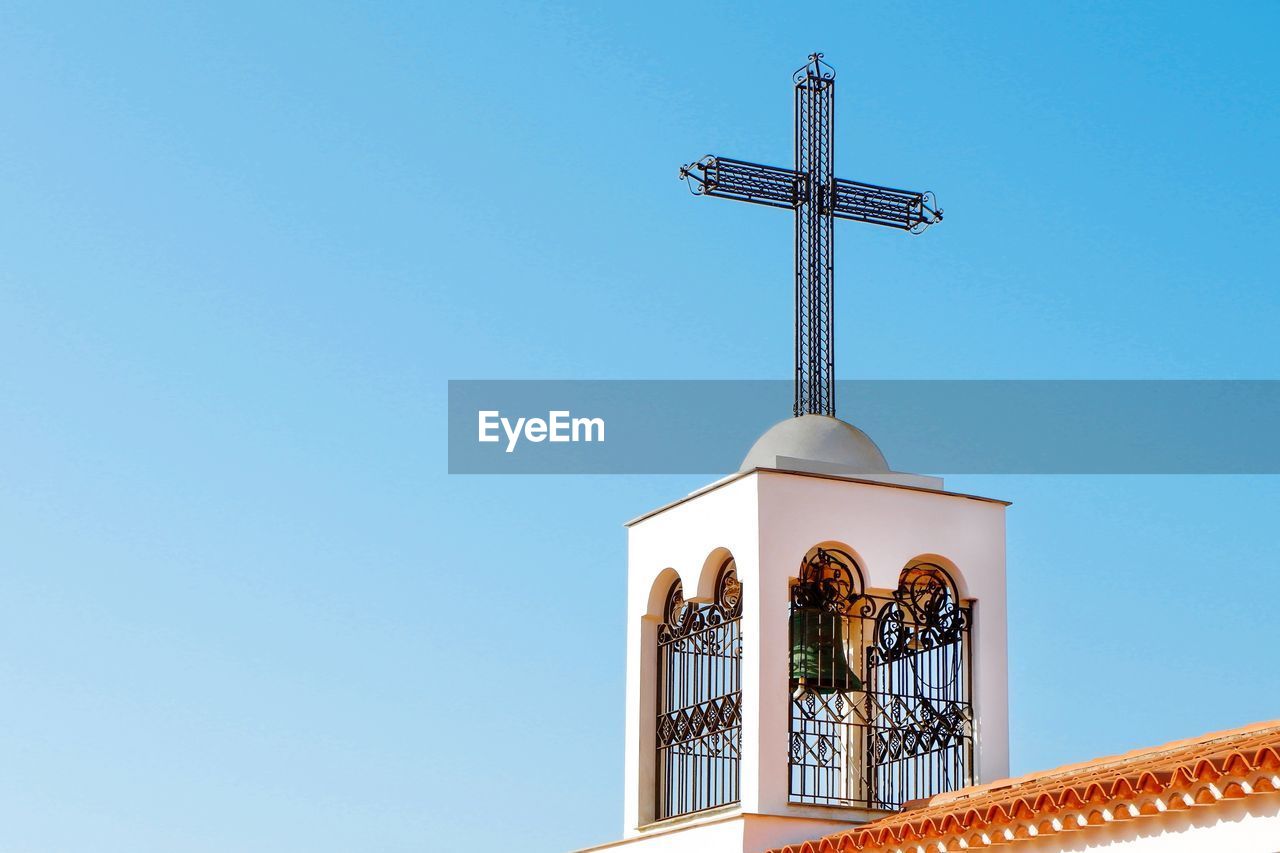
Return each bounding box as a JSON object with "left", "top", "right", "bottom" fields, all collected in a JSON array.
[{"left": 790, "top": 607, "right": 861, "bottom": 693}]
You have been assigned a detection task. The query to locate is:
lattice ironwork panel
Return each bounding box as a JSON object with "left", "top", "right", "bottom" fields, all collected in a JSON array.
[
  {"left": 684, "top": 157, "right": 803, "bottom": 208},
  {"left": 788, "top": 549, "right": 974, "bottom": 810},
  {"left": 830, "top": 178, "right": 939, "bottom": 232},
  {"left": 793, "top": 61, "right": 836, "bottom": 417},
  {"left": 655, "top": 560, "right": 743, "bottom": 820}
]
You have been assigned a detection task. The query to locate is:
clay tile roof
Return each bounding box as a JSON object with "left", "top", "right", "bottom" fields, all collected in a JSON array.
[{"left": 769, "top": 718, "right": 1280, "bottom": 853}]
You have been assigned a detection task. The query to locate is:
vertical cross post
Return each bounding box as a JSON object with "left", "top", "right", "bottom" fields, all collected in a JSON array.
[{"left": 794, "top": 54, "right": 836, "bottom": 417}]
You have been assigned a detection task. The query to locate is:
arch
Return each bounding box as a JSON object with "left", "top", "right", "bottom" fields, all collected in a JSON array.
[
  {"left": 787, "top": 547, "right": 974, "bottom": 810},
  {"left": 654, "top": 554, "right": 742, "bottom": 819},
  {"left": 793, "top": 541, "right": 867, "bottom": 595},
  {"left": 903, "top": 553, "right": 971, "bottom": 601},
  {"left": 646, "top": 567, "right": 682, "bottom": 618},
  {"left": 862, "top": 558, "right": 973, "bottom": 807},
  {"left": 788, "top": 543, "right": 869, "bottom": 806},
  {"left": 892, "top": 560, "right": 966, "bottom": 644},
  {"left": 695, "top": 547, "right": 736, "bottom": 602}
]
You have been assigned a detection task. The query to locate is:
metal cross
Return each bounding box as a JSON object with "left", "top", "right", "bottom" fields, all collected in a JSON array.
[{"left": 680, "top": 53, "right": 942, "bottom": 418}]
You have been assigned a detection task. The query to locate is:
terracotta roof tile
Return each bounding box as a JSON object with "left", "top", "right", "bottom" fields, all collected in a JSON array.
[{"left": 769, "top": 718, "right": 1280, "bottom": 853}]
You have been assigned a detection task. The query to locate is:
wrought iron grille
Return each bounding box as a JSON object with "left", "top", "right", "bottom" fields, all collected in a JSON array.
[
  {"left": 793, "top": 59, "right": 836, "bottom": 418},
  {"left": 655, "top": 560, "right": 743, "bottom": 820},
  {"left": 788, "top": 549, "right": 973, "bottom": 810},
  {"left": 688, "top": 156, "right": 804, "bottom": 209},
  {"left": 679, "top": 53, "right": 942, "bottom": 420},
  {"left": 831, "top": 178, "right": 940, "bottom": 231}
]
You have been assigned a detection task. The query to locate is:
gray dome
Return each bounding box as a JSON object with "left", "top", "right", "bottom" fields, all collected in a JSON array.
[{"left": 740, "top": 414, "right": 889, "bottom": 474}]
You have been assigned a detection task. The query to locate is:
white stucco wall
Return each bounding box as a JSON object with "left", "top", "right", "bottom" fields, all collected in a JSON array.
[
  {"left": 623, "top": 474, "right": 762, "bottom": 833},
  {"left": 620, "top": 469, "right": 1010, "bottom": 839}
]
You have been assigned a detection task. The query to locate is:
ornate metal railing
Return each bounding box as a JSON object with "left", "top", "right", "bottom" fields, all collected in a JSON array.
[
  {"left": 788, "top": 549, "right": 973, "bottom": 810},
  {"left": 655, "top": 560, "right": 743, "bottom": 820}
]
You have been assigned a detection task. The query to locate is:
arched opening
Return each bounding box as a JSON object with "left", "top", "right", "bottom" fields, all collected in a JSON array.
[
  {"left": 646, "top": 567, "right": 683, "bottom": 618},
  {"left": 864, "top": 561, "right": 973, "bottom": 809},
  {"left": 788, "top": 550, "right": 973, "bottom": 810},
  {"left": 654, "top": 555, "right": 742, "bottom": 819}
]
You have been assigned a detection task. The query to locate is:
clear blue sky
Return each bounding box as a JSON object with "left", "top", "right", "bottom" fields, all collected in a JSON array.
[{"left": 2, "top": 3, "right": 1278, "bottom": 852}]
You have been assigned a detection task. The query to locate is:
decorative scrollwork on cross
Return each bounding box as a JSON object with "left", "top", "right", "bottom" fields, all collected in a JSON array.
[{"left": 793, "top": 51, "right": 835, "bottom": 84}]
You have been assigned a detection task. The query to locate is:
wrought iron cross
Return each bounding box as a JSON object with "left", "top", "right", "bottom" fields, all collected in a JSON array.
[{"left": 680, "top": 53, "right": 942, "bottom": 417}]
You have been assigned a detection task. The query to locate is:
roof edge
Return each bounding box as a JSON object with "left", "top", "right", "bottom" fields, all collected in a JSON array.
[{"left": 625, "top": 467, "right": 1010, "bottom": 528}]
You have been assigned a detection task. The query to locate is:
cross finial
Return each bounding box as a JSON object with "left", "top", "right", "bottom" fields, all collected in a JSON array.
[{"left": 797, "top": 52, "right": 834, "bottom": 84}]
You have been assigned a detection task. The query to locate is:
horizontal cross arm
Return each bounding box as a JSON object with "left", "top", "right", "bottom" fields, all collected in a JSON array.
[
  {"left": 830, "top": 178, "right": 943, "bottom": 233},
  {"left": 679, "top": 156, "right": 803, "bottom": 210}
]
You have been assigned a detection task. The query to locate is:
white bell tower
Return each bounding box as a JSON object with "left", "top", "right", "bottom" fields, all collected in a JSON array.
[
  {"left": 579, "top": 50, "right": 982, "bottom": 849},
  {"left": 578, "top": 415, "right": 1009, "bottom": 853}
]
